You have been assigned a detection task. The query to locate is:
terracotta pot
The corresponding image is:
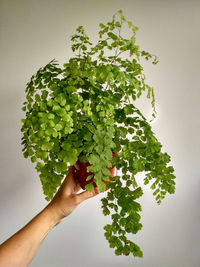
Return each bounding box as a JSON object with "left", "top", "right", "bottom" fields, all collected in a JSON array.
[{"left": 73, "top": 152, "right": 118, "bottom": 190}]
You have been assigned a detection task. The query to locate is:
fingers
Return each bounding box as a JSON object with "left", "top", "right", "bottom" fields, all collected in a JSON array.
[
  {"left": 75, "top": 187, "right": 100, "bottom": 204},
  {"left": 73, "top": 180, "right": 81, "bottom": 193},
  {"left": 68, "top": 165, "right": 74, "bottom": 174},
  {"left": 57, "top": 165, "right": 101, "bottom": 204},
  {"left": 66, "top": 166, "right": 82, "bottom": 193},
  {"left": 60, "top": 166, "right": 73, "bottom": 185},
  {"left": 58, "top": 166, "right": 77, "bottom": 194}
]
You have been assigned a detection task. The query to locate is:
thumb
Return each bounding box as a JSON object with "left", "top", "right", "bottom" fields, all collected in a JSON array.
[{"left": 76, "top": 187, "right": 100, "bottom": 204}]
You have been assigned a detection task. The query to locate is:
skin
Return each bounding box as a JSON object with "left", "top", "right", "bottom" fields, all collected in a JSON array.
[{"left": 0, "top": 166, "right": 100, "bottom": 267}]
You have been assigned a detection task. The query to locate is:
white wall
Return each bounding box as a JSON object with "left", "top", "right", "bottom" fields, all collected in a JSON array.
[{"left": 0, "top": 0, "right": 200, "bottom": 266}]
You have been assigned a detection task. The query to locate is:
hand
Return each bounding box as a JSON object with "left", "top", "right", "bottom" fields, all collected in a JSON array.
[{"left": 45, "top": 166, "right": 100, "bottom": 225}]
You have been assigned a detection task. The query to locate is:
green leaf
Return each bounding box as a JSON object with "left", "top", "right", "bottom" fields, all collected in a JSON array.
[
  {"left": 49, "top": 84, "right": 58, "bottom": 91},
  {"left": 47, "top": 99, "right": 54, "bottom": 107},
  {"left": 48, "top": 113, "right": 55, "bottom": 120},
  {"left": 35, "top": 94, "right": 41, "bottom": 102},
  {"left": 128, "top": 21, "right": 133, "bottom": 28},
  {"left": 85, "top": 182, "right": 94, "bottom": 192},
  {"left": 115, "top": 21, "right": 121, "bottom": 27},
  {"left": 52, "top": 131, "right": 58, "bottom": 138},
  {"left": 107, "top": 32, "right": 118, "bottom": 40},
  {"left": 62, "top": 141, "right": 72, "bottom": 151},
  {"left": 81, "top": 44, "right": 87, "bottom": 51},
  {"left": 68, "top": 153, "right": 78, "bottom": 166},
  {"left": 121, "top": 15, "right": 126, "bottom": 21},
  {"left": 133, "top": 187, "right": 143, "bottom": 199},
  {"left": 132, "top": 177, "right": 138, "bottom": 188},
  {"left": 65, "top": 104, "right": 70, "bottom": 111},
  {"left": 39, "top": 101, "right": 46, "bottom": 111},
  {"left": 87, "top": 124, "right": 95, "bottom": 133},
  {"left": 96, "top": 180, "right": 106, "bottom": 192},
  {"left": 153, "top": 188, "right": 159, "bottom": 196},
  {"left": 146, "top": 85, "right": 151, "bottom": 99},
  {"left": 99, "top": 23, "right": 105, "bottom": 28},
  {"left": 31, "top": 156, "right": 37, "bottom": 163},
  {"left": 52, "top": 104, "right": 60, "bottom": 111},
  {"left": 41, "top": 90, "right": 48, "bottom": 100},
  {"left": 119, "top": 127, "right": 127, "bottom": 138},
  {"left": 128, "top": 128, "right": 134, "bottom": 134},
  {"left": 55, "top": 124, "right": 63, "bottom": 131},
  {"left": 103, "top": 207, "right": 110, "bottom": 216},
  {"left": 102, "top": 168, "right": 111, "bottom": 176},
  {"left": 88, "top": 154, "right": 100, "bottom": 165},
  {"left": 150, "top": 181, "right": 156, "bottom": 190},
  {"left": 66, "top": 86, "right": 76, "bottom": 94},
  {"left": 86, "top": 174, "right": 93, "bottom": 181}
]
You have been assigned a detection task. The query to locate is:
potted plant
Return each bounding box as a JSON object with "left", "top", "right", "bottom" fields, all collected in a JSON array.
[
  {"left": 73, "top": 151, "right": 119, "bottom": 190},
  {"left": 20, "top": 10, "right": 176, "bottom": 257}
]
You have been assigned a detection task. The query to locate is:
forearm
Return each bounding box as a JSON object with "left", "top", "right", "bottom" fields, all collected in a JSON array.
[
  {"left": 0, "top": 165, "right": 99, "bottom": 267},
  {"left": 0, "top": 205, "right": 60, "bottom": 267}
]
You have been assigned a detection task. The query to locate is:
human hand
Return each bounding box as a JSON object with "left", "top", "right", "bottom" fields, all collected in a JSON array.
[{"left": 45, "top": 166, "right": 100, "bottom": 226}]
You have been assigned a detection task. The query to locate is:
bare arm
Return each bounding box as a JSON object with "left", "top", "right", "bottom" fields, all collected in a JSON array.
[{"left": 0, "top": 166, "right": 100, "bottom": 267}]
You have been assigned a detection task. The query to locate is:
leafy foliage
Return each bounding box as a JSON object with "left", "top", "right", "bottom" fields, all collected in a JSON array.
[{"left": 20, "top": 10, "right": 176, "bottom": 258}]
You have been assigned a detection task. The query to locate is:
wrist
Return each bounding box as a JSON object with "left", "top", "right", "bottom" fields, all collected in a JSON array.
[{"left": 42, "top": 203, "right": 63, "bottom": 228}]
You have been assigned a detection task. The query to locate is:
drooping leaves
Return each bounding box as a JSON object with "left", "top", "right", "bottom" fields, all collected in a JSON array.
[{"left": 20, "top": 10, "right": 176, "bottom": 258}]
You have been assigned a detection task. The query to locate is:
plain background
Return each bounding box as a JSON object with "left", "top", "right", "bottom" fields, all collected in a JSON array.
[{"left": 0, "top": 0, "right": 200, "bottom": 266}]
